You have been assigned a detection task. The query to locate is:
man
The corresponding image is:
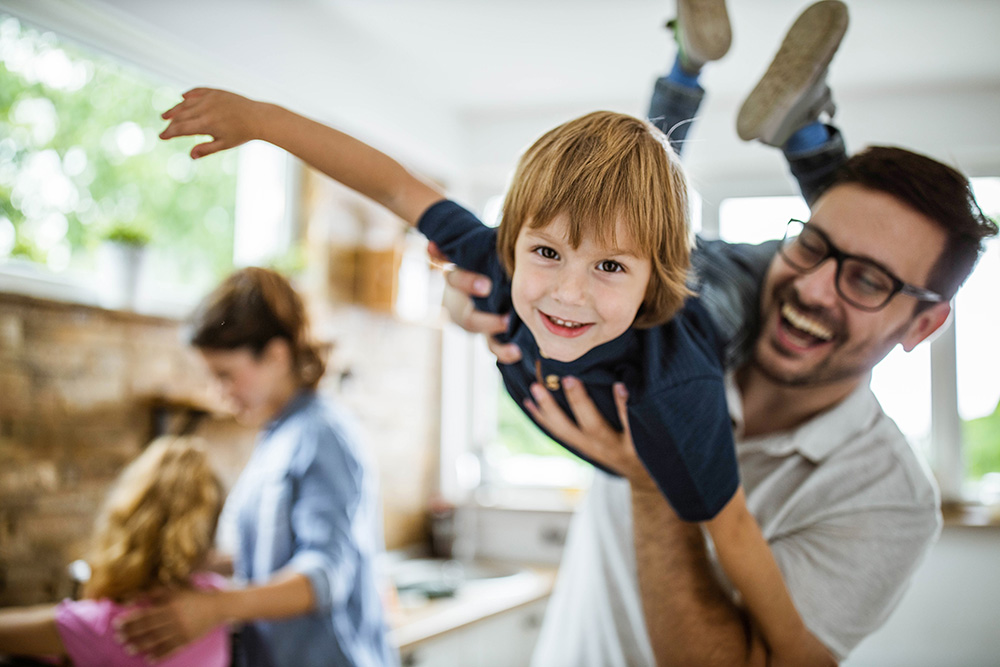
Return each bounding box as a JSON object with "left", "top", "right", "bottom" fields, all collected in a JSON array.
[{"left": 439, "top": 2, "right": 997, "bottom": 665}]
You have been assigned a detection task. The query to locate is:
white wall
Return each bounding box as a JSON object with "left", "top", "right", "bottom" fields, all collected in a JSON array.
[
  {"left": 845, "top": 526, "right": 1000, "bottom": 667},
  {"left": 459, "top": 80, "right": 1000, "bottom": 214}
]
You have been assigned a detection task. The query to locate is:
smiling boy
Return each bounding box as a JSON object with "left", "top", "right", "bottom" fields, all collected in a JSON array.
[{"left": 511, "top": 214, "right": 652, "bottom": 363}]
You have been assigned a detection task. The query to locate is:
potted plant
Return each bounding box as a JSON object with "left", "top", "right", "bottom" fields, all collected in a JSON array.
[{"left": 99, "top": 219, "right": 152, "bottom": 310}]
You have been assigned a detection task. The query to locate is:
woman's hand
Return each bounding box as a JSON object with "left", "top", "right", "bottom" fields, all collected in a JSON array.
[
  {"left": 160, "top": 88, "right": 263, "bottom": 159},
  {"left": 114, "top": 588, "right": 223, "bottom": 660},
  {"left": 524, "top": 377, "right": 657, "bottom": 493}
]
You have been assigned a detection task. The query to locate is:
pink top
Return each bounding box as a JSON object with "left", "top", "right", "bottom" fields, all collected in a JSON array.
[{"left": 54, "top": 572, "right": 230, "bottom": 667}]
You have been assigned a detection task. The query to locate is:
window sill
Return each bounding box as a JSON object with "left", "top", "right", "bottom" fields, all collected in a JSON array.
[
  {"left": 941, "top": 501, "right": 1000, "bottom": 528},
  {"left": 473, "top": 483, "right": 587, "bottom": 513},
  {"left": 0, "top": 261, "right": 193, "bottom": 320}
]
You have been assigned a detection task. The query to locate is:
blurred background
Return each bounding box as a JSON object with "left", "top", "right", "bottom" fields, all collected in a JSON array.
[{"left": 0, "top": 1, "right": 998, "bottom": 665}]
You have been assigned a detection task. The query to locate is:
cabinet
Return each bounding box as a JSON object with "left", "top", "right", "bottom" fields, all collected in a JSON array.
[{"left": 399, "top": 597, "right": 547, "bottom": 667}]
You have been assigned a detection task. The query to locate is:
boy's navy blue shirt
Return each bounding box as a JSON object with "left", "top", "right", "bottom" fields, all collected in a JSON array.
[{"left": 419, "top": 199, "right": 742, "bottom": 522}]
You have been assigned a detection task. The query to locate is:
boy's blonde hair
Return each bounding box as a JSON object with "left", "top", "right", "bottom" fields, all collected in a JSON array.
[
  {"left": 83, "top": 436, "right": 224, "bottom": 601},
  {"left": 496, "top": 111, "right": 692, "bottom": 328}
]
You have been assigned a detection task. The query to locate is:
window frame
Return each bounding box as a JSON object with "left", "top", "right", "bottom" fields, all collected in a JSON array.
[{"left": 0, "top": 6, "right": 297, "bottom": 317}]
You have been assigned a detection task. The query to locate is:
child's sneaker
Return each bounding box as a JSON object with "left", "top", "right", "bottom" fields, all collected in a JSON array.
[
  {"left": 670, "top": 0, "right": 732, "bottom": 71},
  {"left": 736, "top": 0, "right": 849, "bottom": 147}
]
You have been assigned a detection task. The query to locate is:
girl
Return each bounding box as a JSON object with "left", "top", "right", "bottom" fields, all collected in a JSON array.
[{"left": 0, "top": 436, "right": 229, "bottom": 667}]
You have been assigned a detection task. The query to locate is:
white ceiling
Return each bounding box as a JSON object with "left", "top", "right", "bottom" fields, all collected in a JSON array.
[
  {"left": 4, "top": 0, "right": 999, "bottom": 196},
  {"left": 323, "top": 0, "right": 1000, "bottom": 112}
]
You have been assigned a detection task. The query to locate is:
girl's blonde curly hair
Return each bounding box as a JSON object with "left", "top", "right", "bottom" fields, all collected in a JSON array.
[{"left": 82, "top": 436, "right": 224, "bottom": 601}]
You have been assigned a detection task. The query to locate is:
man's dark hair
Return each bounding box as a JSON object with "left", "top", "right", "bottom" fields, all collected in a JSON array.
[{"left": 829, "top": 146, "right": 997, "bottom": 301}]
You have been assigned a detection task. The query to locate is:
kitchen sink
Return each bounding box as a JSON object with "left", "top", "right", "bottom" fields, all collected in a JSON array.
[{"left": 391, "top": 558, "right": 524, "bottom": 598}]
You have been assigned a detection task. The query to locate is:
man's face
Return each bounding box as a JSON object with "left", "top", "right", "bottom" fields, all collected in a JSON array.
[
  {"left": 510, "top": 212, "right": 652, "bottom": 362},
  {"left": 752, "top": 183, "right": 950, "bottom": 387}
]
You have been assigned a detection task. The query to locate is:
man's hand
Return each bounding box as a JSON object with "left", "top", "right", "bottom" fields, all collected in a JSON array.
[
  {"left": 429, "top": 242, "right": 521, "bottom": 364},
  {"left": 114, "top": 588, "right": 223, "bottom": 660},
  {"left": 160, "top": 88, "right": 262, "bottom": 159},
  {"left": 524, "top": 377, "right": 657, "bottom": 493}
]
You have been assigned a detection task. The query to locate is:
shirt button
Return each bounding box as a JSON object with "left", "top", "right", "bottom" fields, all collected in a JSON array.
[{"left": 545, "top": 375, "right": 560, "bottom": 391}]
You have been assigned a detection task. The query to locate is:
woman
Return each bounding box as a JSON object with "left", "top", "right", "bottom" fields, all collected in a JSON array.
[
  {"left": 117, "top": 267, "right": 397, "bottom": 667},
  {"left": 0, "top": 436, "right": 229, "bottom": 667}
]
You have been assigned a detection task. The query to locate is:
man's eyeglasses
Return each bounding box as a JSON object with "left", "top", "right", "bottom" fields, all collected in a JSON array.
[{"left": 778, "top": 219, "right": 945, "bottom": 312}]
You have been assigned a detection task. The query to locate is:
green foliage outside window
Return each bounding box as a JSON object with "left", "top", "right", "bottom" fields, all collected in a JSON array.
[
  {"left": 0, "top": 14, "right": 237, "bottom": 288},
  {"left": 965, "top": 398, "right": 1000, "bottom": 479},
  {"left": 496, "top": 388, "right": 574, "bottom": 460}
]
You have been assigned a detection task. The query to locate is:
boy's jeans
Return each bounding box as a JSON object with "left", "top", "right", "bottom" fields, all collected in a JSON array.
[{"left": 647, "top": 76, "right": 847, "bottom": 206}]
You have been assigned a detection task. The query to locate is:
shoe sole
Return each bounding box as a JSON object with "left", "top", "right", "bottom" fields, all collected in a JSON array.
[
  {"left": 737, "top": 0, "right": 849, "bottom": 145},
  {"left": 677, "top": 0, "right": 732, "bottom": 63}
]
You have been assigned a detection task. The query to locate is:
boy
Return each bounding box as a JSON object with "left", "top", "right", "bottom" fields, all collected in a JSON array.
[{"left": 159, "top": 90, "right": 832, "bottom": 662}]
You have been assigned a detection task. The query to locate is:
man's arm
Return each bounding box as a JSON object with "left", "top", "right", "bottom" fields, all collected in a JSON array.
[
  {"left": 435, "top": 256, "right": 522, "bottom": 364},
  {"left": 160, "top": 88, "right": 443, "bottom": 225},
  {"left": 699, "top": 491, "right": 835, "bottom": 666},
  {"left": 525, "top": 378, "right": 835, "bottom": 667},
  {"left": 630, "top": 484, "right": 769, "bottom": 666}
]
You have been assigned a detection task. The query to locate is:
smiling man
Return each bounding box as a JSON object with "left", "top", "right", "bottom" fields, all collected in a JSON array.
[
  {"left": 520, "top": 143, "right": 995, "bottom": 667},
  {"left": 524, "top": 1, "right": 998, "bottom": 658},
  {"left": 443, "top": 3, "right": 997, "bottom": 664},
  {"left": 738, "top": 174, "right": 955, "bottom": 439}
]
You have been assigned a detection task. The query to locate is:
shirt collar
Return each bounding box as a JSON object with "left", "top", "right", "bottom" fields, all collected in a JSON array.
[
  {"left": 728, "top": 372, "right": 881, "bottom": 463},
  {"left": 262, "top": 388, "right": 315, "bottom": 437},
  {"left": 524, "top": 326, "right": 638, "bottom": 378}
]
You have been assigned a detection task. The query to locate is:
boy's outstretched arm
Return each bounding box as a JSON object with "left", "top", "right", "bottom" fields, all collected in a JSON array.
[{"left": 160, "top": 88, "right": 444, "bottom": 226}]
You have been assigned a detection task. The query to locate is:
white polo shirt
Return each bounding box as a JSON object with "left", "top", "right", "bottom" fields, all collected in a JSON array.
[{"left": 531, "top": 373, "right": 942, "bottom": 665}]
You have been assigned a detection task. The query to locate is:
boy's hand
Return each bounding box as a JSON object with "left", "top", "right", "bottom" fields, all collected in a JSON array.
[
  {"left": 524, "top": 377, "right": 657, "bottom": 493},
  {"left": 160, "top": 88, "right": 262, "bottom": 159}
]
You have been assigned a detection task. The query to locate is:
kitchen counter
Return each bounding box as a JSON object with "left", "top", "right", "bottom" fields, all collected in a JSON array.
[{"left": 388, "top": 561, "right": 557, "bottom": 651}]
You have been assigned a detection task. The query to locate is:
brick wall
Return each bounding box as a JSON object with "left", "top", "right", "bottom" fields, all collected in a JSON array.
[{"left": 0, "top": 291, "right": 440, "bottom": 605}]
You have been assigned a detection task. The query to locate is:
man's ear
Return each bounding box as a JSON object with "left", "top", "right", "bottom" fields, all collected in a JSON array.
[{"left": 902, "top": 302, "right": 952, "bottom": 352}]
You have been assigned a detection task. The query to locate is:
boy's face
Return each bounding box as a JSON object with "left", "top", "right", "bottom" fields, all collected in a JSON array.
[
  {"left": 752, "top": 183, "right": 950, "bottom": 388},
  {"left": 511, "top": 212, "right": 652, "bottom": 362}
]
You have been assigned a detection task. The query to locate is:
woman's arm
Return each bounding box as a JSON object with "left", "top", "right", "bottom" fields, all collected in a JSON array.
[
  {"left": 115, "top": 569, "right": 315, "bottom": 660},
  {"left": 160, "top": 88, "right": 444, "bottom": 225},
  {"left": 0, "top": 604, "right": 64, "bottom": 657}
]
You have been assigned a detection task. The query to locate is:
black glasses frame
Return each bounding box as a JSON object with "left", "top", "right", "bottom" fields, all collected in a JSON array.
[{"left": 779, "top": 219, "right": 946, "bottom": 312}]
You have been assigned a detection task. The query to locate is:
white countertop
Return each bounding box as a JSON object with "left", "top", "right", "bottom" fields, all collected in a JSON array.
[{"left": 388, "top": 563, "right": 556, "bottom": 650}]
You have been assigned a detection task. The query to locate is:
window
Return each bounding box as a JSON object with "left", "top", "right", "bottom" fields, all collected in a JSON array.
[
  {"left": 0, "top": 14, "right": 241, "bottom": 311},
  {"left": 442, "top": 196, "right": 591, "bottom": 509},
  {"left": 718, "top": 186, "right": 1000, "bottom": 503},
  {"left": 956, "top": 179, "right": 1000, "bottom": 501}
]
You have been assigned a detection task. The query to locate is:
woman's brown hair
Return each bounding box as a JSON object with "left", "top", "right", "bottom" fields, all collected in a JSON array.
[{"left": 189, "top": 267, "right": 326, "bottom": 389}]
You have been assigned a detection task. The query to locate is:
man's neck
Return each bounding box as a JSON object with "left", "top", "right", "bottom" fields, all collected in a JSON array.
[{"left": 735, "top": 365, "right": 861, "bottom": 439}]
